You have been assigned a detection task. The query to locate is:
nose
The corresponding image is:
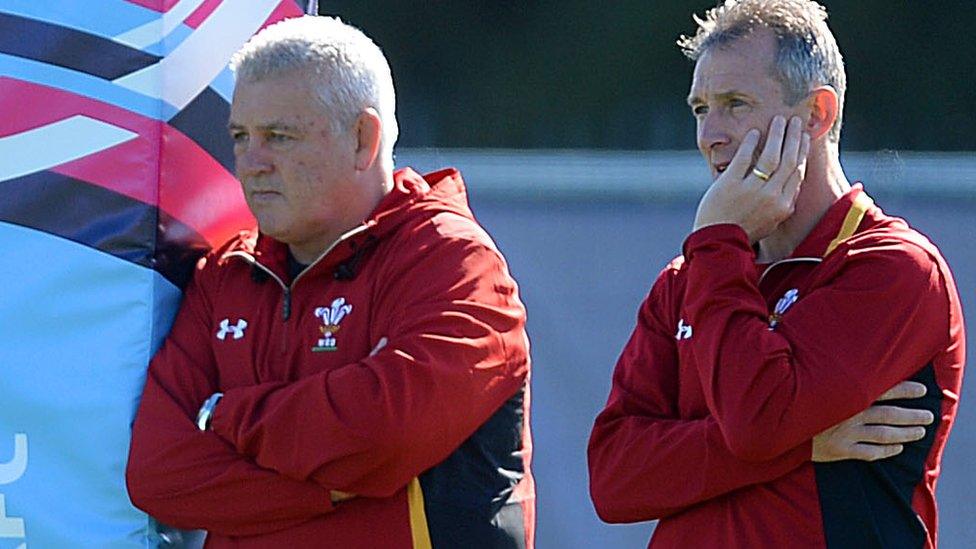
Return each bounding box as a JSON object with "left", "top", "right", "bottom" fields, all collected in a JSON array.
[
  {"left": 697, "top": 111, "right": 731, "bottom": 156},
  {"left": 235, "top": 138, "right": 273, "bottom": 178}
]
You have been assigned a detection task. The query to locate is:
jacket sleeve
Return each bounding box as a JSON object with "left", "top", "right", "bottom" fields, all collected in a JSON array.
[
  {"left": 126, "top": 259, "right": 334, "bottom": 536},
  {"left": 682, "top": 224, "right": 951, "bottom": 462},
  {"left": 588, "top": 273, "right": 810, "bottom": 524},
  {"left": 209, "top": 233, "right": 529, "bottom": 498}
]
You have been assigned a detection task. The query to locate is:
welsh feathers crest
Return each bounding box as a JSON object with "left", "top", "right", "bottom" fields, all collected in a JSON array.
[
  {"left": 313, "top": 298, "right": 353, "bottom": 352},
  {"left": 768, "top": 288, "right": 799, "bottom": 330}
]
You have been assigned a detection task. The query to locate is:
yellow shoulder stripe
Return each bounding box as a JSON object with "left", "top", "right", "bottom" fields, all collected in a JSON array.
[
  {"left": 824, "top": 192, "right": 874, "bottom": 257},
  {"left": 408, "top": 477, "right": 433, "bottom": 549}
]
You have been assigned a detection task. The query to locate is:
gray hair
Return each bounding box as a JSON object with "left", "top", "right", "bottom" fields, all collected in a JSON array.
[
  {"left": 231, "top": 16, "right": 399, "bottom": 164},
  {"left": 678, "top": 0, "right": 846, "bottom": 142}
]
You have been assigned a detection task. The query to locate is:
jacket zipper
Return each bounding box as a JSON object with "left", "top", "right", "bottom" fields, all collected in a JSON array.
[
  {"left": 225, "top": 225, "right": 371, "bottom": 353},
  {"left": 757, "top": 257, "right": 823, "bottom": 284},
  {"left": 240, "top": 260, "right": 290, "bottom": 316},
  {"left": 236, "top": 260, "right": 293, "bottom": 354}
]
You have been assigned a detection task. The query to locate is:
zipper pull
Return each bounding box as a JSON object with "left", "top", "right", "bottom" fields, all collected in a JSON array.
[{"left": 283, "top": 287, "right": 292, "bottom": 321}]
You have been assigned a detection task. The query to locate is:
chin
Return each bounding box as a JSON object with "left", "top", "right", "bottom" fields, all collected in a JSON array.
[{"left": 254, "top": 217, "right": 284, "bottom": 239}]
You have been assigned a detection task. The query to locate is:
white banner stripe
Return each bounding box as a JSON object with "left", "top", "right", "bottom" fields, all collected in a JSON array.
[
  {"left": 113, "top": 0, "right": 281, "bottom": 110},
  {"left": 113, "top": 0, "right": 208, "bottom": 50},
  {"left": 0, "top": 116, "right": 138, "bottom": 183}
]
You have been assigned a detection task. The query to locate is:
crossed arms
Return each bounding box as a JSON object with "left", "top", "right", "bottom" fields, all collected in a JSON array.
[
  {"left": 126, "top": 235, "right": 529, "bottom": 536},
  {"left": 588, "top": 230, "right": 948, "bottom": 523}
]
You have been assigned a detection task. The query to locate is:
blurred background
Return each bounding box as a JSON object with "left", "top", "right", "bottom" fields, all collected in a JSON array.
[
  {"left": 317, "top": 1, "right": 976, "bottom": 547},
  {"left": 325, "top": 0, "right": 975, "bottom": 151}
]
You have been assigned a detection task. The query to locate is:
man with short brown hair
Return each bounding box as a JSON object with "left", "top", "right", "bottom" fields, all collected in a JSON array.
[{"left": 588, "top": 1, "right": 965, "bottom": 547}]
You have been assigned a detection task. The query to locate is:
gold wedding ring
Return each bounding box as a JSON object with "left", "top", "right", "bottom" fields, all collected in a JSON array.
[{"left": 751, "top": 167, "right": 772, "bottom": 181}]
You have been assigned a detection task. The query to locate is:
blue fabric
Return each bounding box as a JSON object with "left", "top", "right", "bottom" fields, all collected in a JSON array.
[
  {"left": 0, "top": 0, "right": 158, "bottom": 41},
  {"left": 0, "top": 2, "right": 298, "bottom": 545},
  {"left": 0, "top": 222, "right": 181, "bottom": 548}
]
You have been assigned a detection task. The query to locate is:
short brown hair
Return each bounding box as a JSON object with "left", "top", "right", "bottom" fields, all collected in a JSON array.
[{"left": 678, "top": 0, "right": 847, "bottom": 142}]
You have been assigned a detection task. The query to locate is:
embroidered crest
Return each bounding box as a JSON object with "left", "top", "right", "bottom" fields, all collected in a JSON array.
[
  {"left": 313, "top": 298, "right": 353, "bottom": 352},
  {"left": 216, "top": 318, "right": 248, "bottom": 340},
  {"left": 768, "top": 288, "right": 799, "bottom": 330},
  {"left": 675, "top": 319, "right": 693, "bottom": 341}
]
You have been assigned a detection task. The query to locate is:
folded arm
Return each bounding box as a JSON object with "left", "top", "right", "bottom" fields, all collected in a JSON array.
[
  {"left": 126, "top": 265, "right": 334, "bottom": 536},
  {"left": 210, "top": 236, "right": 530, "bottom": 497},
  {"left": 682, "top": 226, "right": 949, "bottom": 461},
  {"left": 588, "top": 274, "right": 811, "bottom": 523}
]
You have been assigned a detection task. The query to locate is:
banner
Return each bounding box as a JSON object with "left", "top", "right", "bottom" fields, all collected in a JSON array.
[{"left": 0, "top": 1, "right": 303, "bottom": 546}]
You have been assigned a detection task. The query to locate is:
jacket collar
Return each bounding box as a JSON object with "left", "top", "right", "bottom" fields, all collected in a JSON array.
[
  {"left": 222, "top": 167, "right": 472, "bottom": 283},
  {"left": 789, "top": 183, "right": 876, "bottom": 259}
]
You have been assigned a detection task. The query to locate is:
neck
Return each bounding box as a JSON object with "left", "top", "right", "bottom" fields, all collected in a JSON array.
[
  {"left": 756, "top": 142, "right": 850, "bottom": 263},
  {"left": 287, "top": 169, "right": 394, "bottom": 265}
]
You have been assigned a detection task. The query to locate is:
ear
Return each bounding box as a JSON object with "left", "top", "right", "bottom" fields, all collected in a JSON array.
[
  {"left": 804, "top": 86, "right": 838, "bottom": 141},
  {"left": 354, "top": 108, "right": 383, "bottom": 171}
]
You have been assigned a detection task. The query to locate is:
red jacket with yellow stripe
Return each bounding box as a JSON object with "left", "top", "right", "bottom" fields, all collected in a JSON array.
[
  {"left": 127, "top": 168, "right": 534, "bottom": 548},
  {"left": 589, "top": 185, "right": 965, "bottom": 548}
]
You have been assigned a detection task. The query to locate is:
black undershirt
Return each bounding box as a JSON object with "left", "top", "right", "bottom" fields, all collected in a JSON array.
[{"left": 286, "top": 250, "right": 308, "bottom": 280}]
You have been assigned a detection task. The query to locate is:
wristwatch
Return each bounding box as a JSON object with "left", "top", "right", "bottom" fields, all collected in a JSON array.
[{"left": 195, "top": 392, "right": 224, "bottom": 431}]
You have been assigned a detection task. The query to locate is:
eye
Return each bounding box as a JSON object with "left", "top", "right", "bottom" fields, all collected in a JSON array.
[
  {"left": 230, "top": 131, "right": 248, "bottom": 145},
  {"left": 729, "top": 98, "right": 748, "bottom": 110},
  {"left": 268, "top": 132, "right": 294, "bottom": 143},
  {"left": 692, "top": 104, "right": 708, "bottom": 117}
]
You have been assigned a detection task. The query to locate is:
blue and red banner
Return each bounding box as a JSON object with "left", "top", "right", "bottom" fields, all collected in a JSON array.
[{"left": 0, "top": 1, "right": 303, "bottom": 546}]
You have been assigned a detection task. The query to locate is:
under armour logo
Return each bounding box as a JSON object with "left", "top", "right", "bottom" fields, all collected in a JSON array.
[
  {"left": 216, "top": 318, "right": 248, "bottom": 340},
  {"left": 675, "top": 319, "right": 693, "bottom": 341}
]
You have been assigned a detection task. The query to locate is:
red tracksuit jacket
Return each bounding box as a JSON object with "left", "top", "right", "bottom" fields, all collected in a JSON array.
[
  {"left": 589, "top": 186, "right": 965, "bottom": 548},
  {"left": 127, "top": 168, "right": 534, "bottom": 548}
]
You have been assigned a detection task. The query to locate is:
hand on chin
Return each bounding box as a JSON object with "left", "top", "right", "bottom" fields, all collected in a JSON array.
[{"left": 693, "top": 116, "right": 810, "bottom": 243}]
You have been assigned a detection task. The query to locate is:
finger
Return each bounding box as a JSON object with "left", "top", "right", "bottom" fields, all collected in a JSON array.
[
  {"left": 781, "top": 165, "right": 803, "bottom": 212},
  {"left": 857, "top": 424, "right": 926, "bottom": 445},
  {"left": 753, "top": 115, "right": 786, "bottom": 177},
  {"left": 795, "top": 131, "right": 811, "bottom": 187},
  {"left": 791, "top": 133, "right": 809, "bottom": 203},
  {"left": 776, "top": 116, "right": 805, "bottom": 191},
  {"left": 862, "top": 405, "right": 935, "bottom": 426},
  {"left": 877, "top": 380, "right": 927, "bottom": 401},
  {"left": 369, "top": 336, "right": 388, "bottom": 356},
  {"left": 330, "top": 490, "right": 356, "bottom": 503},
  {"left": 725, "top": 129, "right": 761, "bottom": 181},
  {"left": 851, "top": 443, "right": 904, "bottom": 462}
]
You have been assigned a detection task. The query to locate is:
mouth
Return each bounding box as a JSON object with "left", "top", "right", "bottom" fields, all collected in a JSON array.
[
  {"left": 248, "top": 189, "right": 280, "bottom": 197},
  {"left": 248, "top": 189, "right": 282, "bottom": 203},
  {"left": 713, "top": 162, "right": 729, "bottom": 175}
]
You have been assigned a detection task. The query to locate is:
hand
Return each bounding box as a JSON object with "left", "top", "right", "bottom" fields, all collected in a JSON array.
[
  {"left": 693, "top": 115, "right": 811, "bottom": 242},
  {"left": 330, "top": 490, "right": 356, "bottom": 503},
  {"left": 812, "top": 381, "right": 934, "bottom": 462}
]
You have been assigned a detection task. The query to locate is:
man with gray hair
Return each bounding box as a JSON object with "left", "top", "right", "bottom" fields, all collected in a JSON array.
[
  {"left": 589, "top": 1, "right": 964, "bottom": 547},
  {"left": 127, "top": 16, "right": 534, "bottom": 548}
]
